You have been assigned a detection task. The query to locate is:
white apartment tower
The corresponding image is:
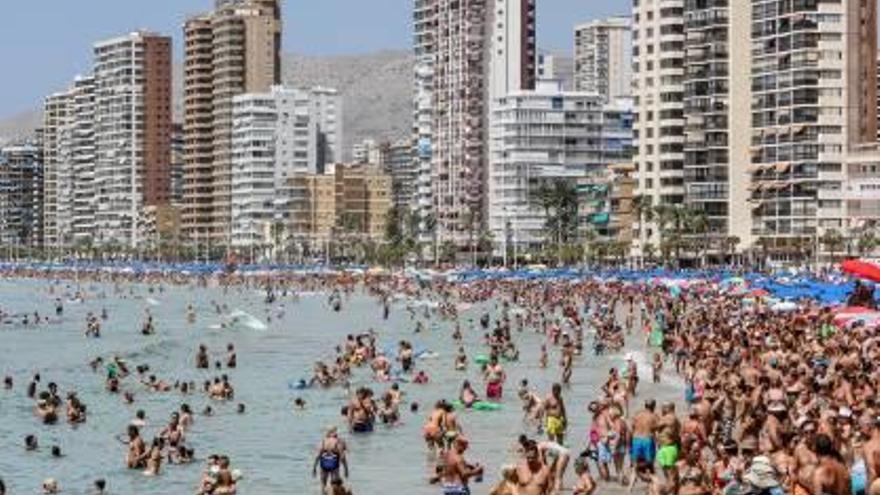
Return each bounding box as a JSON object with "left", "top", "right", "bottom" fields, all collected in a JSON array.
[
  {"left": 230, "top": 86, "right": 342, "bottom": 248},
  {"left": 632, "top": 0, "right": 686, "bottom": 247},
  {"left": 42, "top": 91, "right": 74, "bottom": 249},
  {"left": 412, "top": 0, "right": 436, "bottom": 232},
  {"left": 683, "top": 0, "right": 753, "bottom": 246},
  {"left": 70, "top": 76, "right": 97, "bottom": 245},
  {"left": 488, "top": 80, "right": 634, "bottom": 248},
  {"left": 749, "top": 0, "right": 877, "bottom": 257},
  {"left": 574, "top": 17, "right": 632, "bottom": 101},
  {"left": 231, "top": 92, "right": 277, "bottom": 248}
]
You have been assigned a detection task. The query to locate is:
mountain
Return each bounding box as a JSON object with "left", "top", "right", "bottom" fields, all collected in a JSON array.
[
  {"left": 2, "top": 50, "right": 415, "bottom": 157},
  {"left": 0, "top": 110, "right": 42, "bottom": 146}
]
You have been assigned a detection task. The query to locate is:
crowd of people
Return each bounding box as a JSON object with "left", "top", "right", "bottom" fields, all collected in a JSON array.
[{"left": 1, "top": 265, "right": 880, "bottom": 495}]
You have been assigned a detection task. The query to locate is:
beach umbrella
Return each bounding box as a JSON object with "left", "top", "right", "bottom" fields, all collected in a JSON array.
[{"left": 841, "top": 259, "right": 880, "bottom": 283}]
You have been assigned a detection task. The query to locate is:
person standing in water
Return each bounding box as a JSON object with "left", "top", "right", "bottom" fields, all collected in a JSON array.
[
  {"left": 544, "top": 383, "right": 567, "bottom": 445},
  {"left": 431, "top": 436, "right": 483, "bottom": 495},
  {"left": 484, "top": 355, "right": 506, "bottom": 401},
  {"left": 313, "top": 426, "right": 349, "bottom": 489}
]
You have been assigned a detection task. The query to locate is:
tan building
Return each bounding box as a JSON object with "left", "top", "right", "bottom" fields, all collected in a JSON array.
[
  {"left": 288, "top": 174, "right": 336, "bottom": 250},
  {"left": 288, "top": 164, "right": 392, "bottom": 251},
  {"left": 334, "top": 164, "right": 392, "bottom": 241},
  {"left": 577, "top": 163, "right": 636, "bottom": 244},
  {"left": 182, "top": 0, "right": 282, "bottom": 245}
]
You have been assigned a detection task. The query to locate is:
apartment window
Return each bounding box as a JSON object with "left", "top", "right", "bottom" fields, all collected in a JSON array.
[{"left": 646, "top": 178, "right": 654, "bottom": 189}]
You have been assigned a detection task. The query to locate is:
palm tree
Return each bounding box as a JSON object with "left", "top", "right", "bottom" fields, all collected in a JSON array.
[
  {"left": 857, "top": 231, "right": 878, "bottom": 257},
  {"left": 687, "top": 211, "right": 710, "bottom": 267},
  {"left": 723, "top": 236, "right": 741, "bottom": 265},
  {"left": 582, "top": 226, "right": 599, "bottom": 266},
  {"left": 821, "top": 228, "right": 844, "bottom": 264},
  {"left": 423, "top": 213, "right": 437, "bottom": 266},
  {"left": 642, "top": 242, "right": 656, "bottom": 265}
]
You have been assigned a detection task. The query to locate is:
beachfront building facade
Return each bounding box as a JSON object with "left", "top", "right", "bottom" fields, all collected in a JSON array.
[
  {"left": 287, "top": 164, "right": 392, "bottom": 253},
  {"left": 182, "top": 0, "right": 282, "bottom": 246},
  {"left": 92, "top": 31, "right": 172, "bottom": 248},
  {"left": 574, "top": 17, "right": 632, "bottom": 101},
  {"left": 682, "top": 0, "right": 753, "bottom": 247},
  {"left": 0, "top": 144, "right": 43, "bottom": 249},
  {"left": 487, "top": 79, "right": 634, "bottom": 251},
  {"left": 412, "top": 0, "right": 437, "bottom": 239},
  {"left": 576, "top": 162, "right": 637, "bottom": 245},
  {"left": 69, "top": 76, "right": 97, "bottom": 245},
  {"left": 229, "top": 86, "right": 342, "bottom": 249},
  {"left": 379, "top": 139, "right": 418, "bottom": 212},
  {"left": 631, "top": 0, "right": 686, "bottom": 251},
  {"left": 41, "top": 90, "right": 74, "bottom": 249},
  {"left": 749, "top": 0, "right": 877, "bottom": 259},
  {"left": 430, "top": 0, "right": 490, "bottom": 247}
]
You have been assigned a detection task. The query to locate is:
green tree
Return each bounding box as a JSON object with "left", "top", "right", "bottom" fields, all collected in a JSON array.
[
  {"left": 858, "top": 231, "right": 878, "bottom": 257},
  {"left": 821, "top": 229, "right": 844, "bottom": 264}
]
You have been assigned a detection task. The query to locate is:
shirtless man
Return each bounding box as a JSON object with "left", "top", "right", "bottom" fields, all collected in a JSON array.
[
  {"left": 485, "top": 355, "right": 506, "bottom": 400},
  {"left": 125, "top": 425, "right": 147, "bottom": 469},
  {"left": 313, "top": 426, "right": 349, "bottom": 489},
  {"left": 424, "top": 401, "right": 447, "bottom": 452},
  {"left": 561, "top": 338, "right": 574, "bottom": 385},
  {"left": 544, "top": 383, "right": 567, "bottom": 445},
  {"left": 516, "top": 439, "right": 551, "bottom": 495},
  {"left": 812, "top": 433, "right": 851, "bottom": 495},
  {"left": 630, "top": 399, "right": 659, "bottom": 489},
  {"left": 865, "top": 418, "right": 880, "bottom": 495},
  {"left": 573, "top": 455, "right": 597, "bottom": 495},
  {"left": 793, "top": 419, "right": 819, "bottom": 495},
  {"left": 656, "top": 402, "right": 681, "bottom": 482},
  {"left": 347, "top": 387, "right": 376, "bottom": 433},
  {"left": 432, "top": 436, "right": 483, "bottom": 495}
]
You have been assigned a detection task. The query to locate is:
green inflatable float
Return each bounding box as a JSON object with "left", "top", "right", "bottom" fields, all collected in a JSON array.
[{"left": 452, "top": 400, "right": 502, "bottom": 411}]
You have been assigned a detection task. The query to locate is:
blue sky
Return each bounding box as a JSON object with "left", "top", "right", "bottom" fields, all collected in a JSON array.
[{"left": 0, "top": 0, "right": 624, "bottom": 117}]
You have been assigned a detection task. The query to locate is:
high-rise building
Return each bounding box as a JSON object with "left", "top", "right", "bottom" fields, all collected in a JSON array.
[
  {"left": 750, "top": 0, "right": 877, "bottom": 257},
  {"left": 631, "top": 0, "right": 685, "bottom": 249},
  {"left": 92, "top": 31, "right": 172, "bottom": 247},
  {"left": 413, "top": 0, "right": 437, "bottom": 233},
  {"left": 70, "top": 76, "right": 97, "bottom": 245},
  {"left": 431, "top": 0, "right": 489, "bottom": 246},
  {"left": 0, "top": 143, "right": 43, "bottom": 248},
  {"left": 379, "top": 139, "right": 418, "bottom": 212},
  {"left": 183, "top": 0, "right": 282, "bottom": 246},
  {"left": 41, "top": 90, "right": 73, "bottom": 249},
  {"left": 683, "top": 0, "right": 752, "bottom": 247},
  {"left": 488, "top": 0, "right": 537, "bottom": 101},
  {"left": 170, "top": 123, "right": 185, "bottom": 206},
  {"left": 574, "top": 17, "right": 632, "bottom": 101},
  {"left": 229, "top": 86, "right": 342, "bottom": 248},
  {"left": 231, "top": 92, "right": 277, "bottom": 248},
  {"left": 352, "top": 139, "right": 382, "bottom": 165},
  {"left": 487, "top": 80, "right": 634, "bottom": 249}
]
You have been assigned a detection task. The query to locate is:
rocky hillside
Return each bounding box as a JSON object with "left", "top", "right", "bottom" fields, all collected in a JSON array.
[{"left": 2, "top": 50, "right": 415, "bottom": 157}]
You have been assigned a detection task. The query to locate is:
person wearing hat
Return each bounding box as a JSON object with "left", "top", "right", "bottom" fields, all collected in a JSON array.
[{"left": 313, "top": 426, "right": 348, "bottom": 490}]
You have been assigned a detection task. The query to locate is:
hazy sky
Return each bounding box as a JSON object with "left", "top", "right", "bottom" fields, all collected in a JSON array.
[{"left": 0, "top": 0, "right": 624, "bottom": 117}]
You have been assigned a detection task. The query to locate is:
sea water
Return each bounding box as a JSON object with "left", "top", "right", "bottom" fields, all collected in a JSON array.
[{"left": 0, "top": 279, "right": 681, "bottom": 494}]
